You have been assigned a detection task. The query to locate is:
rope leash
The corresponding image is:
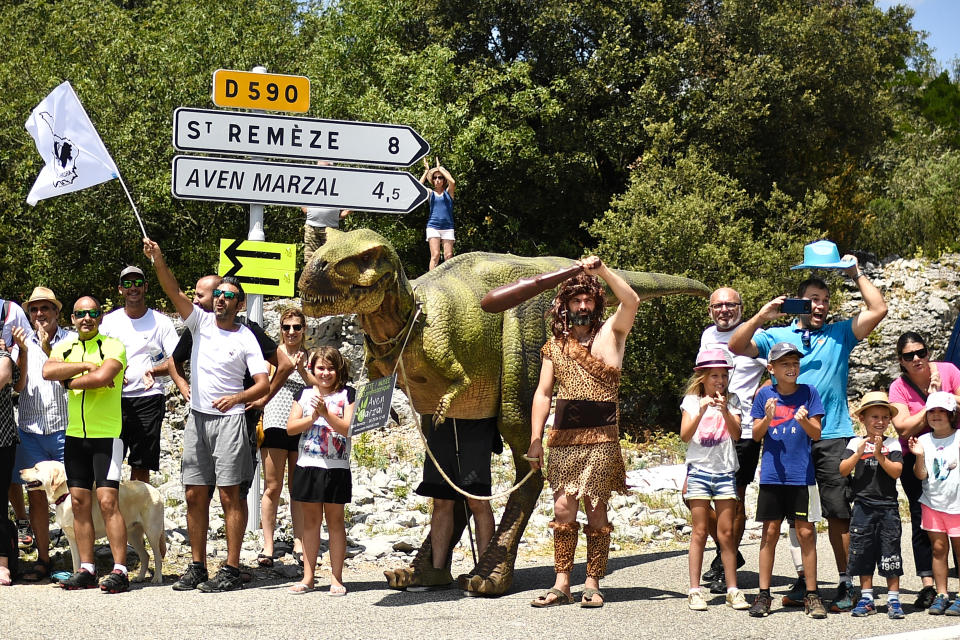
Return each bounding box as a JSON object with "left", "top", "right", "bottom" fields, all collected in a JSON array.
[{"left": 388, "top": 302, "right": 539, "bottom": 503}]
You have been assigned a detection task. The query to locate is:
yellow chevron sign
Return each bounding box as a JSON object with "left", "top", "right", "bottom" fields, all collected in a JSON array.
[{"left": 218, "top": 238, "right": 297, "bottom": 296}]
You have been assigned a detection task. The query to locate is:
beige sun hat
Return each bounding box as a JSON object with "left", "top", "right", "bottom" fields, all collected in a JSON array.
[
  {"left": 853, "top": 391, "right": 899, "bottom": 419},
  {"left": 25, "top": 286, "right": 62, "bottom": 312}
]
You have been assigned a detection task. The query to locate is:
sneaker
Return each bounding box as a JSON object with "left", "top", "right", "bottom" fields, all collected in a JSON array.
[
  {"left": 887, "top": 599, "right": 905, "bottom": 619},
  {"left": 688, "top": 589, "right": 708, "bottom": 611},
  {"left": 915, "top": 585, "right": 937, "bottom": 610},
  {"left": 702, "top": 551, "right": 747, "bottom": 582},
  {"left": 702, "top": 554, "right": 723, "bottom": 582},
  {"left": 99, "top": 569, "right": 129, "bottom": 594},
  {"left": 17, "top": 519, "right": 34, "bottom": 549},
  {"left": 60, "top": 569, "right": 98, "bottom": 590},
  {"left": 726, "top": 589, "right": 750, "bottom": 610},
  {"left": 946, "top": 599, "right": 960, "bottom": 616},
  {"left": 708, "top": 579, "right": 726, "bottom": 594},
  {"left": 197, "top": 566, "right": 243, "bottom": 593},
  {"left": 172, "top": 562, "right": 208, "bottom": 591},
  {"left": 928, "top": 593, "right": 950, "bottom": 615},
  {"left": 748, "top": 592, "right": 772, "bottom": 617},
  {"left": 830, "top": 581, "right": 855, "bottom": 612},
  {"left": 782, "top": 576, "right": 806, "bottom": 607},
  {"left": 804, "top": 592, "right": 828, "bottom": 619},
  {"left": 851, "top": 596, "right": 877, "bottom": 617}
]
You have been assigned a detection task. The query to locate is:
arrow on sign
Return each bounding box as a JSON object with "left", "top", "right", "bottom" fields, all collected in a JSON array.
[
  {"left": 173, "top": 108, "right": 429, "bottom": 167},
  {"left": 172, "top": 156, "right": 429, "bottom": 213},
  {"left": 218, "top": 238, "right": 297, "bottom": 296}
]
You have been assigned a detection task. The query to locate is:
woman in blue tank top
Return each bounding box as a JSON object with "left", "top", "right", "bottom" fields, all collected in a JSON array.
[{"left": 420, "top": 158, "right": 456, "bottom": 270}]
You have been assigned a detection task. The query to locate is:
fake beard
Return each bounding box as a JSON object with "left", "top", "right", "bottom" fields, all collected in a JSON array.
[{"left": 569, "top": 311, "right": 592, "bottom": 326}]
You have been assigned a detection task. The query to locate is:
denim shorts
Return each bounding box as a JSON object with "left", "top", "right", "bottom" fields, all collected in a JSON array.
[
  {"left": 685, "top": 466, "right": 738, "bottom": 501},
  {"left": 13, "top": 430, "right": 65, "bottom": 483}
]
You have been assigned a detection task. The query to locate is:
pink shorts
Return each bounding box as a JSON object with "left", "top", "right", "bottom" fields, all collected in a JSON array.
[{"left": 921, "top": 504, "right": 960, "bottom": 536}]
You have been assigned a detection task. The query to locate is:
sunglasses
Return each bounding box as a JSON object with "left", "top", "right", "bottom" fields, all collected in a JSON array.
[
  {"left": 282, "top": 324, "right": 303, "bottom": 332},
  {"left": 121, "top": 278, "right": 145, "bottom": 288},
  {"left": 901, "top": 348, "right": 928, "bottom": 361},
  {"left": 213, "top": 289, "right": 238, "bottom": 300},
  {"left": 73, "top": 309, "right": 101, "bottom": 319}
]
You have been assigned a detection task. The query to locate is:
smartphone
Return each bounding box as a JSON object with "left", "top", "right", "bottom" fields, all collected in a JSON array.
[{"left": 780, "top": 298, "right": 812, "bottom": 315}]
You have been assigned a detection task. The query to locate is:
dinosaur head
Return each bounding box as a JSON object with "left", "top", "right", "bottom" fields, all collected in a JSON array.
[{"left": 298, "top": 228, "right": 409, "bottom": 317}]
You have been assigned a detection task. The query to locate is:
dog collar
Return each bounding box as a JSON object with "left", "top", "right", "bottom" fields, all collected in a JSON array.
[{"left": 54, "top": 493, "right": 69, "bottom": 506}]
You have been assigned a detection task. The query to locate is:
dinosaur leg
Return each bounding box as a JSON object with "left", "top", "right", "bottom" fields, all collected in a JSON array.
[
  {"left": 384, "top": 497, "right": 469, "bottom": 590},
  {"left": 457, "top": 453, "right": 544, "bottom": 596}
]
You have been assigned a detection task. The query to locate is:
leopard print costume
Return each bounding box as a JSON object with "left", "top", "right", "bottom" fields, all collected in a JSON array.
[{"left": 542, "top": 337, "right": 629, "bottom": 505}]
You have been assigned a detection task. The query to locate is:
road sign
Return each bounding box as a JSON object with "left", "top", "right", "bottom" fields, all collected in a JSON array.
[
  {"left": 171, "top": 156, "right": 429, "bottom": 213},
  {"left": 173, "top": 108, "right": 429, "bottom": 167},
  {"left": 218, "top": 238, "right": 296, "bottom": 296},
  {"left": 212, "top": 69, "right": 310, "bottom": 113},
  {"left": 349, "top": 374, "right": 397, "bottom": 437}
]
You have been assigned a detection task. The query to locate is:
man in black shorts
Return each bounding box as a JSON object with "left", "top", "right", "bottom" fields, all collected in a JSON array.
[
  {"left": 410, "top": 415, "right": 500, "bottom": 590},
  {"left": 42, "top": 296, "right": 130, "bottom": 593},
  {"left": 101, "top": 265, "right": 179, "bottom": 483}
]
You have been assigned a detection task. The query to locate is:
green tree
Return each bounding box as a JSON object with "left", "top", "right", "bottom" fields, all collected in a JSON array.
[{"left": 590, "top": 144, "right": 826, "bottom": 428}]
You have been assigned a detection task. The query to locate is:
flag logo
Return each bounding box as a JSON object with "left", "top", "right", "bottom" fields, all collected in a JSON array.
[{"left": 37, "top": 112, "right": 79, "bottom": 187}]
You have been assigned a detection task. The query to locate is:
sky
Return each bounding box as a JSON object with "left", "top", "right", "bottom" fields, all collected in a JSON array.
[{"left": 876, "top": 0, "right": 960, "bottom": 70}]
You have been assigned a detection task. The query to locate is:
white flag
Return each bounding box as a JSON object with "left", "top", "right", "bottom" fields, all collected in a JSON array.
[{"left": 24, "top": 81, "right": 120, "bottom": 206}]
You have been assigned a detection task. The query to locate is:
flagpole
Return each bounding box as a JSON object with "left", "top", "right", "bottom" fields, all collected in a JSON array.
[{"left": 116, "top": 173, "right": 149, "bottom": 239}]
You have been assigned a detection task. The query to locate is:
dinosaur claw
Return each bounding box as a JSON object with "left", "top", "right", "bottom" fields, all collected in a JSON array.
[
  {"left": 384, "top": 567, "right": 418, "bottom": 590},
  {"left": 458, "top": 573, "right": 506, "bottom": 597}
]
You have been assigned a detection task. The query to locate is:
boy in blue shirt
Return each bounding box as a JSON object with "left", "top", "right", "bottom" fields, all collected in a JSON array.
[{"left": 748, "top": 342, "right": 826, "bottom": 618}]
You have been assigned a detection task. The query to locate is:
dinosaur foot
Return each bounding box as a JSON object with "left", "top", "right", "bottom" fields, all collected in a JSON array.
[
  {"left": 457, "top": 566, "right": 513, "bottom": 597},
  {"left": 383, "top": 567, "right": 418, "bottom": 590}
]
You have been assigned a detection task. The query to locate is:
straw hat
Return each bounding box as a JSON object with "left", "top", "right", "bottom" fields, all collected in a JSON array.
[{"left": 25, "top": 286, "right": 62, "bottom": 312}]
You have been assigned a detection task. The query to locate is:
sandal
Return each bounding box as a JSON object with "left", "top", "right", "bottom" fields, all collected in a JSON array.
[
  {"left": 21, "top": 559, "right": 50, "bottom": 582},
  {"left": 327, "top": 584, "right": 347, "bottom": 597},
  {"left": 257, "top": 553, "right": 274, "bottom": 568},
  {"left": 580, "top": 588, "right": 605, "bottom": 608},
  {"left": 289, "top": 582, "right": 314, "bottom": 595},
  {"left": 531, "top": 587, "right": 573, "bottom": 607}
]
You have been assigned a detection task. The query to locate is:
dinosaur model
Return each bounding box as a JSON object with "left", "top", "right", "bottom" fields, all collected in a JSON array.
[{"left": 298, "top": 228, "right": 709, "bottom": 596}]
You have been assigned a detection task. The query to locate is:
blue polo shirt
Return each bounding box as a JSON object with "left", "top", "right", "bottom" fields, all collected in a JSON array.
[{"left": 753, "top": 318, "right": 858, "bottom": 440}]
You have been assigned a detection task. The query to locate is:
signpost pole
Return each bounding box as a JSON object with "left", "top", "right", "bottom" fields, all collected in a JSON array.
[{"left": 245, "top": 65, "right": 268, "bottom": 533}]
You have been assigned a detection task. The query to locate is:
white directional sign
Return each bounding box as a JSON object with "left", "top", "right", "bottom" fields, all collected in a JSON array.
[
  {"left": 171, "top": 156, "right": 428, "bottom": 213},
  {"left": 173, "top": 108, "right": 430, "bottom": 167}
]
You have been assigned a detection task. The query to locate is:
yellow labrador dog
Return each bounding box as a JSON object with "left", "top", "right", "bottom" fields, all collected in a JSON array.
[{"left": 20, "top": 460, "right": 166, "bottom": 584}]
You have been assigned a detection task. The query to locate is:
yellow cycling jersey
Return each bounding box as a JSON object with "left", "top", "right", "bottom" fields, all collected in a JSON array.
[{"left": 50, "top": 333, "right": 126, "bottom": 438}]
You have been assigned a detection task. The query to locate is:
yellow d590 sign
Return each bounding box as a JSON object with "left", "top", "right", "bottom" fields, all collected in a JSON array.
[
  {"left": 212, "top": 69, "right": 310, "bottom": 113},
  {"left": 218, "top": 238, "right": 297, "bottom": 297}
]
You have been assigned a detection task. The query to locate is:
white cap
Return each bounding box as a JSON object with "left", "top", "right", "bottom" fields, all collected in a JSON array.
[{"left": 926, "top": 391, "right": 957, "bottom": 413}]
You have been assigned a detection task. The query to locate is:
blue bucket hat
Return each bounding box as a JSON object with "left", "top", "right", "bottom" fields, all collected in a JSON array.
[{"left": 791, "top": 240, "right": 856, "bottom": 270}]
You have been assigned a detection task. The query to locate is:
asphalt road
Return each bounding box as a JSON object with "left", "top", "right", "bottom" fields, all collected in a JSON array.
[{"left": 5, "top": 529, "right": 960, "bottom": 640}]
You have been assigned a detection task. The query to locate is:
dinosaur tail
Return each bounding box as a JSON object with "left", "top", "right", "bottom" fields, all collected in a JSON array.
[{"left": 611, "top": 269, "right": 711, "bottom": 301}]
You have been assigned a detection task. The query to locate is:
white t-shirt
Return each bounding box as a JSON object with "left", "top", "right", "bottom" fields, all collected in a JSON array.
[
  {"left": 681, "top": 394, "right": 741, "bottom": 474},
  {"left": 101, "top": 308, "right": 180, "bottom": 397},
  {"left": 305, "top": 207, "right": 341, "bottom": 228},
  {"left": 918, "top": 430, "right": 960, "bottom": 514},
  {"left": 701, "top": 324, "right": 766, "bottom": 438},
  {"left": 183, "top": 308, "right": 267, "bottom": 416},
  {"left": 295, "top": 386, "right": 355, "bottom": 469}
]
